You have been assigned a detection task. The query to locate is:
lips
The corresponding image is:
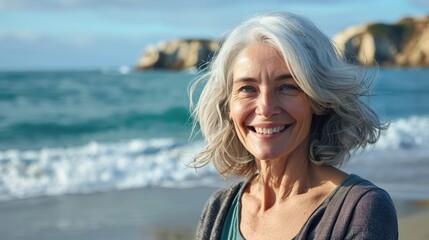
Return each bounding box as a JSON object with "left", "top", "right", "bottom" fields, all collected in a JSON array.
[{"left": 248, "top": 125, "right": 290, "bottom": 135}]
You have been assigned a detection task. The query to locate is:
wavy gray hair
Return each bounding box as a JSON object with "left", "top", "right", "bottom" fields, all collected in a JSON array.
[{"left": 190, "top": 12, "right": 387, "bottom": 178}]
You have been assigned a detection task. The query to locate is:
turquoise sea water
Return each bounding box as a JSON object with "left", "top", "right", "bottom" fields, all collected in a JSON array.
[
  {"left": 0, "top": 70, "right": 193, "bottom": 150},
  {"left": 0, "top": 68, "right": 428, "bottom": 201}
]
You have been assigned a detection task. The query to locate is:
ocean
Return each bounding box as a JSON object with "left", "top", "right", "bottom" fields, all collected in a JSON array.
[{"left": 0, "top": 68, "right": 428, "bottom": 202}]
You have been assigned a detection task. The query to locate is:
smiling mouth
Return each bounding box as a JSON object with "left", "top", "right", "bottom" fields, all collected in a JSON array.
[{"left": 248, "top": 125, "right": 290, "bottom": 135}]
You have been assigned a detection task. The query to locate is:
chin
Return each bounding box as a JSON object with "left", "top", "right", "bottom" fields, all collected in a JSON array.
[{"left": 252, "top": 151, "right": 286, "bottom": 162}]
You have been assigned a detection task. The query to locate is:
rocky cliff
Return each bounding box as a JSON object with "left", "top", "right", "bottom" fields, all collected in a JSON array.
[
  {"left": 333, "top": 16, "right": 429, "bottom": 67},
  {"left": 136, "top": 39, "right": 219, "bottom": 70},
  {"left": 136, "top": 16, "right": 429, "bottom": 70}
]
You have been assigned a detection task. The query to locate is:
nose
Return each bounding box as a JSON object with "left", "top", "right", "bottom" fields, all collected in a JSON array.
[{"left": 255, "top": 89, "right": 280, "bottom": 117}]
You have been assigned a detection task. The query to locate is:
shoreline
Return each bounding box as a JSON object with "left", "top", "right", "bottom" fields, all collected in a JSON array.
[
  {"left": 399, "top": 212, "right": 429, "bottom": 240},
  {"left": 0, "top": 187, "right": 428, "bottom": 240}
]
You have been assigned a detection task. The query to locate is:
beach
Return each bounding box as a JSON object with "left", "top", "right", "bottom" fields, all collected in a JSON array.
[
  {"left": 1, "top": 69, "right": 428, "bottom": 239},
  {"left": 0, "top": 186, "right": 215, "bottom": 240},
  {"left": 398, "top": 200, "right": 429, "bottom": 240},
  {"left": 0, "top": 186, "right": 428, "bottom": 240}
]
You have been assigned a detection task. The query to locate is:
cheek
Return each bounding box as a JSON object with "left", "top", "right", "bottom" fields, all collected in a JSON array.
[
  {"left": 229, "top": 100, "right": 244, "bottom": 121},
  {"left": 230, "top": 100, "right": 255, "bottom": 126},
  {"left": 284, "top": 98, "right": 314, "bottom": 122}
]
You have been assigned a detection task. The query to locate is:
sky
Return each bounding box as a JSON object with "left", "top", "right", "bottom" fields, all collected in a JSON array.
[{"left": 0, "top": 0, "right": 428, "bottom": 71}]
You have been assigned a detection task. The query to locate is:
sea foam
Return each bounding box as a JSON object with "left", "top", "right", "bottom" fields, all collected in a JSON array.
[
  {"left": 0, "top": 115, "right": 428, "bottom": 201},
  {"left": 0, "top": 139, "right": 219, "bottom": 201}
]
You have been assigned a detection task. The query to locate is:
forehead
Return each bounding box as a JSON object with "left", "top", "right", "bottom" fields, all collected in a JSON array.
[
  {"left": 232, "top": 43, "right": 290, "bottom": 78},
  {"left": 237, "top": 43, "right": 282, "bottom": 61}
]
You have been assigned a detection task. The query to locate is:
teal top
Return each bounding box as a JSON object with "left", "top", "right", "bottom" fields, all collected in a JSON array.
[
  {"left": 197, "top": 174, "right": 398, "bottom": 240},
  {"left": 220, "top": 181, "right": 246, "bottom": 240}
]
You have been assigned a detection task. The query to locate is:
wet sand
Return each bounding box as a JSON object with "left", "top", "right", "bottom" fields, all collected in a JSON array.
[
  {"left": 397, "top": 199, "right": 429, "bottom": 240},
  {"left": 0, "top": 187, "right": 427, "bottom": 240},
  {"left": 0, "top": 187, "right": 215, "bottom": 240}
]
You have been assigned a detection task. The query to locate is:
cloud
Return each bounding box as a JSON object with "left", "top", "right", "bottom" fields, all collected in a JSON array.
[
  {"left": 411, "top": 0, "right": 429, "bottom": 8},
  {"left": 0, "top": 31, "right": 42, "bottom": 42},
  {"left": 0, "top": 0, "right": 423, "bottom": 70},
  {"left": 0, "top": 0, "right": 226, "bottom": 10},
  {"left": 0, "top": 30, "right": 99, "bottom": 49},
  {"left": 0, "top": 31, "right": 145, "bottom": 70},
  {"left": 0, "top": 0, "right": 353, "bottom": 10},
  {"left": 0, "top": 0, "right": 127, "bottom": 10}
]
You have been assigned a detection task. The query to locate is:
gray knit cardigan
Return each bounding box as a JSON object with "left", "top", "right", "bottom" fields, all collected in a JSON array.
[{"left": 196, "top": 174, "right": 398, "bottom": 239}]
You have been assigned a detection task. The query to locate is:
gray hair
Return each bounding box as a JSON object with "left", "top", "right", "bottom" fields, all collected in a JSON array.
[{"left": 190, "top": 12, "right": 387, "bottom": 178}]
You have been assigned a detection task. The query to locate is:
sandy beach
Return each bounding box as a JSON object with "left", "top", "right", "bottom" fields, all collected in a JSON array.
[
  {"left": 397, "top": 199, "right": 429, "bottom": 240},
  {"left": 0, "top": 187, "right": 215, "bottom": 240},
  {"left": 0, "top": 186, "right": 427, "bottom": 240}
]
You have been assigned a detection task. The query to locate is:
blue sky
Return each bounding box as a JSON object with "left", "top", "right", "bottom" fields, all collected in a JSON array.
[{"left": 0, "top": 0, "right": 428, "bottom": 70}]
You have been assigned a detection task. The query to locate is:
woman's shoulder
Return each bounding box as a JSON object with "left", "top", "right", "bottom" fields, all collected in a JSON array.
[
  {"left": 343, "top": 175, "right": 398, "bottom": 239},
  {"left": 196, "top": 181, "right": 245, "bottom": 239},
  {"left": 199, "top": 181, "right": 244, "bottom": 219},
  {"left": 341, "top": 174, "right": 395, "bottom": 203},
  {"left": 206, "top": 181, "right": 244, "bottom": 206},
  {"left": 329, "top": 174, "right": 396, "bottom": 212},
  {"left": 314, "top": 174, "right": 398, "bottom": 239},
  {"left": 327, "top": 175, "right": 398, "bottom": 239}
]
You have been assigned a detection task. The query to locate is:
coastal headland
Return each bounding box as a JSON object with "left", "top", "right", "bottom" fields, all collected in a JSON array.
[{"left": 136, "top": 15, "right": 429, "bottom": 70}]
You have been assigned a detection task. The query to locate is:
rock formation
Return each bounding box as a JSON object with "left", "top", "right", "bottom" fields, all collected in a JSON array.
[
  {"left": 136, "top": 39, "right": 219, "bottom": 70},
  {"left": 136, "top": 16, "right": 429, "bottom": 70},
  {"left": 333, "top": 16, "right": 429, "bottom": 67}
]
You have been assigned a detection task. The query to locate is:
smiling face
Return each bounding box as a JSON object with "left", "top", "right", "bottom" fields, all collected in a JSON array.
[{"left": 229, "top": 43, "right": 315, "bottom": 161}]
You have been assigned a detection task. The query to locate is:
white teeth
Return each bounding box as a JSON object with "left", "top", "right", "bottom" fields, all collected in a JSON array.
[{"left": 254, "top": 126, "right": 286, "bottom": 135}]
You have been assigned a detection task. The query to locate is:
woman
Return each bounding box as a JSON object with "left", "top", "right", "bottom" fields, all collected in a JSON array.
[{"left": 191, "top": 12, "right": 398, "bottom": 239}]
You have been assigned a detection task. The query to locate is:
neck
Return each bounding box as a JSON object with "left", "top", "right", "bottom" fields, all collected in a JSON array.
[{"left": 253, "top": 145, "right": 316, "bottom": 210}]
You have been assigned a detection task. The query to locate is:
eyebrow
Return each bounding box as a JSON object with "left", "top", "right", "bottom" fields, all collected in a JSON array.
[
  {"left": 275, "top": 73, "right": 294, "bottom": 81},
  {"left": 233, "top": 73, "right": 294, "bottom": 83}
]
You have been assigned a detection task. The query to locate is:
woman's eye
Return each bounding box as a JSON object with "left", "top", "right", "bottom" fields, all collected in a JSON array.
[
  {"left": 279, "top": 84, "right": 300, "bottom": 92},
  {"left": 239, "top": 85, "right": 257, "bottom": 93}
]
